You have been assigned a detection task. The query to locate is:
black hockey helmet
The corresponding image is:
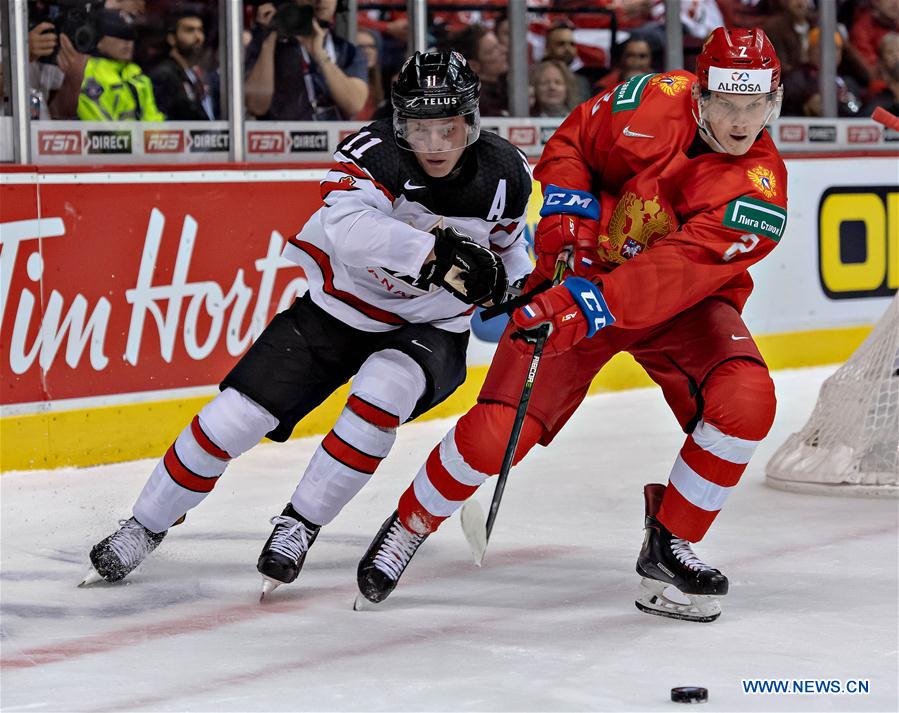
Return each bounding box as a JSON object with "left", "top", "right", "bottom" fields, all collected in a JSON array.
[{"left": 392, "top": 50, "right": 481, "bottom": 153}]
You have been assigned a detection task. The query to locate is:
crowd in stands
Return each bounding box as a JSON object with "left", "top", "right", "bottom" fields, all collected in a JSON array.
[{"left": 7, "top": 0, "right": 899, "bottom": 122}]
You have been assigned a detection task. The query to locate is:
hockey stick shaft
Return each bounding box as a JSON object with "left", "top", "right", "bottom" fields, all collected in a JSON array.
[
  {"left": 483, "top": 251, "right": 570, "bottom": 542},
  {"left": 478, "top": 279, "right": 551, "bottom": 321},
  {"left": 484, "top": 324, "right": 548, "bottom": 539}
]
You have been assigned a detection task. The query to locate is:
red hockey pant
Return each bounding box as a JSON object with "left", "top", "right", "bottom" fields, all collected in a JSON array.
[{"left": 398, "top": 298, "right": 776, "bottom": 542}]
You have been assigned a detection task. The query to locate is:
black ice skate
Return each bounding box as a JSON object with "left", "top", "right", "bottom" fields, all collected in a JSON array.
[
  {"left": 80, "top": 517, "right": 167, "bottom": 585},
  {"left": 257, "top": 503, "right": 321, "bottom": 599},
  {"left": 355, "top": 510, "right": 428, "bottom": 609},
  {"left": 635, "top": 484, "right": 728, "bottom": 623}
]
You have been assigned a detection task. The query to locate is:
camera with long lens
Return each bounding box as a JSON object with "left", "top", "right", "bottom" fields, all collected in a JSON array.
[
  {"left": 30, "top": 0, "right": 106, "bottom": 61},
  {"left": 272, "top": 1, "right": 315, "bottom": 39}
]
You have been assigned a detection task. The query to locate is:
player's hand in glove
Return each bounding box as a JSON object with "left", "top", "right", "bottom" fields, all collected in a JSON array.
[
  {"left": 511, "top": 277, "right": 615, "bottom": 355},
  {"left": 534, "top": 184, "right": 601, "bottom": 279},
  {"left": 421, "top": 226, "right": 508, "bottom": 307}
]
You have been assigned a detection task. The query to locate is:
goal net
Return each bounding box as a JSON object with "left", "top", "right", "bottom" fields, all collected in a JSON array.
[{"left": 766, "top": 294, "right": 899, "bottom": 498}]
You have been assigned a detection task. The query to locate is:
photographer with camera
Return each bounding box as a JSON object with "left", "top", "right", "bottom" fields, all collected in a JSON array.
[
  {"left": 27, "top": 21, "right": 64, "bottom": 119},
  {"left": 51, "top": 7, "right": 163, "bottom": 121},
  {"left": 244, "top": 0, "right": 368, "bottom": 120}
]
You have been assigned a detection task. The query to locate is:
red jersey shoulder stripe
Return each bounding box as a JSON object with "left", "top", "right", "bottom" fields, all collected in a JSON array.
[
  {"left": 331, "top": 161, "right": 396, "bottom": 202},
  {"left": 321, "top": 175, "right": 361, "bottom": 201}
]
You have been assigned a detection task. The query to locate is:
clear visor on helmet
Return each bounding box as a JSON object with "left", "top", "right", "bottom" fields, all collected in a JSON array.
[
  {"left": 394, "top": 109, "right": 481, "bottom": 153},
  {"left": 698, "top": 87, "right": 783, "bottom": 128}
]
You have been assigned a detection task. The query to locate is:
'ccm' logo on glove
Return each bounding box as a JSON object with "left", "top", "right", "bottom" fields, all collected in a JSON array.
[
  {"left": 566, "top": 277, "right": 615, "bottom": 336},
  {"left": 540, "top": 185, "right": 600, "bottom": 220}
]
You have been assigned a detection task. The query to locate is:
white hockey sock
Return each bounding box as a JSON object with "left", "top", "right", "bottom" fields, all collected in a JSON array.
[
  {"left": 132, "top": 388, "right": 278, "bottom": 533},
  {"left": 291, "top": 350, "right": 425, "bottom": 525}
]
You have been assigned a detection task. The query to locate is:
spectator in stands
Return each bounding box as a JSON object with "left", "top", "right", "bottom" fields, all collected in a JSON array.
[
  {"left": 716, "top": 0, "right": 774, "bottom": 29},
  {"left": 863, "top": 32, "right": 899, "bottom": 114},
  {"left": 354, "top": 27, "right": 384, "bottom": 120},
  {"left": 245, "top": 0, "right": 368, "bottom": 120},
  {"left": 763, "top": 0, "right": 814, "bottom": 75},
  {"left": 781, "top": 28, "right": 862, "bottom": 117},
  {"left": 105, "top": 0, "right": 146, "bottom": 24},
  {"left": 495, "top": 13, "right": 510, "bottom": 55},
  {"left": 27, "top": 21, "right": 64, "bottom": 119},
  {"left": 358, "top": 2, "right": 407, "bottom": 85},
  {"left": 530, "top": 58, "right": 578, "bottom": 117},
  {"left": 542, "top": 21, "right": 595, "bottom": 103},
  {"left": 51, "top": 9, "right": 163, "bottom": 121},
  {"left": 451, "top": 24, "right": 509, "bottom": 116},
  {"left": 850, "top": 0, "right": 899, "bottom": 75},
  {"left": 150, "top": 9, "right": 215, "bottom": 120},
  {"left": 596, "top": 37, "right": 653, "bottom": 92}
]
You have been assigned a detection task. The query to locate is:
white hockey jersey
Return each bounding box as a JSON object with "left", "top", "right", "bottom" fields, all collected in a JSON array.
[{"left": 283, "top": 119, "right": 533, "bottom": 333}]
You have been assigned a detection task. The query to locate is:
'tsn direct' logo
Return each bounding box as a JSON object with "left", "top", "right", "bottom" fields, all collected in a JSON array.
[
  {"left": 248, "top": 131, "right": 285, "bottom": 153},
  {"left": 38, "top": 131, "right": 82, "bottom": 155},
  {"left": 144, "top": 130, "right": 184, "bottom": 153}
]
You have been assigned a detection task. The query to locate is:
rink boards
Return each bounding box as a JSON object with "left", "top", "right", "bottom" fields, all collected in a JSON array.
[{"left": 1, "top": 154, "right": 896, "bottom": 471}]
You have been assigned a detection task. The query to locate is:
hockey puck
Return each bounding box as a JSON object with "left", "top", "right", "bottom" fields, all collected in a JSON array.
[{"left": 671, "top": 687, "right": 708, "bottom": 704}]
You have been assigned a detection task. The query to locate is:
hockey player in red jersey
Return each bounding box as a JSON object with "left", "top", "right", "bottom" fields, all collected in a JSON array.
[
  {"left": 358, "top": 28, "right": 788, "bottom": 622},
  {"left": 81, "top": 51, "right": 533, "bottom": 595}
]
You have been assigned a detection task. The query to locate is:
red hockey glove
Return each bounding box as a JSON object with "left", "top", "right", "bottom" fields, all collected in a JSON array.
[
  {"left": 511, "top": 277, "right": 615, "bottom": 356},
  {"left": 533, "top": 185, "right": 601, "bottom": 279}
]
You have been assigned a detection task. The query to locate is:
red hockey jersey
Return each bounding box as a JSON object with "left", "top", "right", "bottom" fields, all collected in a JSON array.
[{"left": 535, "top": 70, "right": 788, "bottom": 331}]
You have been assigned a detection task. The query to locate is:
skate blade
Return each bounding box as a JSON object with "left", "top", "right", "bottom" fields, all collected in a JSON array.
[
  {"left": 459, "top": 500, "right": 487, "bottom": 567},
  {"left": 635, "top": 578, "right": 721, "bottom": 623},
  {"left": 78, "top": 566, "right": 104, "bottom": 587},
  {"left": 353, "top": 593, "right": 383, "bottom": 611},
  {"left": 259, "top": 577, "right": 282, "bottom": 602}
]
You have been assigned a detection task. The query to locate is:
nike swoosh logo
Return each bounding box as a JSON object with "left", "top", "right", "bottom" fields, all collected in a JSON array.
[
  {"left": 731, "top": 335, "right": 750, "bottom": 341},
  {"left": 411, "top": 339, "right": 433, "bottom": 352},
  {"left": 404, "top": 180, "right": 426, "bottom": 190},
  {"left": 623, "top": 125, "right": 654, "bottom": 139}
]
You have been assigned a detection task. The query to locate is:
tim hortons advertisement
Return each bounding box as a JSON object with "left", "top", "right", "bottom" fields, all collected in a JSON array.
[{"left": 0, "top": 174, "right": 323, "bottom": 409}]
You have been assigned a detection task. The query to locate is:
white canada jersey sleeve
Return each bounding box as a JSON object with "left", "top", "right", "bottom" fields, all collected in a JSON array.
[{"left": 282, "top": 119, "right": 532, "bottom": 333}]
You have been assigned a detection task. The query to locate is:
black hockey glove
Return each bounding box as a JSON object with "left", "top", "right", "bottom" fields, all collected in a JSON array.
[{"left": 420, "top": 226, "right": 508, "bottom": 307}]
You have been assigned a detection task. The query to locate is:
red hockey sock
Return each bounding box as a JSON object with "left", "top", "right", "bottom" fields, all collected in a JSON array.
[
  {"left": 398, "top": 402, "right": 544, "bottom": 534},
  {"left": 658, "top": 359, "right": 776, "bottom": 541}
]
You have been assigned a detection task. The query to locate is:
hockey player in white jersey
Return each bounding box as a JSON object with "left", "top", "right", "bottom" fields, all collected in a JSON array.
[{"left": 82, "top": 51, "right": 533, "bottom": 595}]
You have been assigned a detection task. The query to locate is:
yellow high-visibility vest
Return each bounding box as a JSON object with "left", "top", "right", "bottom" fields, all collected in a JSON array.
[{"left": 78, "top": 57, "right": 164, "bottom": 121}]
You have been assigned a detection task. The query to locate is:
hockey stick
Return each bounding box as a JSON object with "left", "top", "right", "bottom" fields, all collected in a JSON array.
[
  {"left": 461, "top": 251, "right": 570, "bottom": 566},
  {"left": 872, "top": 106, "right": 899, "bottom": 131},
  {"left": 478, "top": 279, "right": 551, "bottom": 321}
]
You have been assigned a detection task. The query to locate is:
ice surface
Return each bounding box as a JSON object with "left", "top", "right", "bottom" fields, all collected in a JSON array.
[{"left": 2, "top": 366, "right": 897, "bottom": 712}]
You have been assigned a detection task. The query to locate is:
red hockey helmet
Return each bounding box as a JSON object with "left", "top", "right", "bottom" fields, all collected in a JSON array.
[
  {"left": 693, "top": 27, "right": 783, "bottom": 154},
  {"left": 696, "top": 27, "right": 781, "bottom": 94}
]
